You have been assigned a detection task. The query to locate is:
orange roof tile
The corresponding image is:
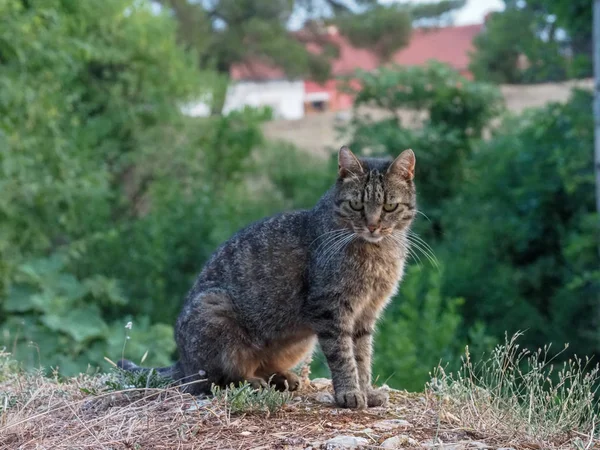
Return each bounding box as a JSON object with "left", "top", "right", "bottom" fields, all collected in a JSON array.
[
  {"left": 391, "top": 24, "right": 482, "bottom": 71},
  {"left": 230, "top": 24, "right": 482, "bottom": 81}
]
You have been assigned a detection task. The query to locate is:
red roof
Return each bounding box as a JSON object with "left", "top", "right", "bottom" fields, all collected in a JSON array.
[
  {"left": 391, "top": 24, "right": 481, "bottom": 71},
  {"left": 230, "top": 24, "right": 482, "bottom": 81},
  {"left": 323, "top": 34, "right": 380, "bottom": 76}
]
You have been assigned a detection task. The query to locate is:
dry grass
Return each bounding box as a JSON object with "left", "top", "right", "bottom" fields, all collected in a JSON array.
[
  {"left": 0, "top": 339, "right": 598, "bottom": 450},
  {"left": 429, "top": 332, "right": 600, "bottom": 450}
]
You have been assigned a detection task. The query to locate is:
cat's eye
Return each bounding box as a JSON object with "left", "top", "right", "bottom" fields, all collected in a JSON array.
[
  {"left": 383, "top": 203, "right": 399, "bottom": 212},
  {"left": 349, "top": 200, "right": 364, "bottom": 211}
]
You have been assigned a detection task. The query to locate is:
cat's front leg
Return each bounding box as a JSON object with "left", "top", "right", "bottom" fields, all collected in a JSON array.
[
  {"left": 354, "top": 317, "right": 388, "bottom": 407},
  {"left": 316, "top": 324, "right": 365, "bottom": 409}
]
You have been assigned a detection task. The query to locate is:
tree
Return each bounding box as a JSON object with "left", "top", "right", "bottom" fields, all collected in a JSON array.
[
  {"left": 470, "top": 0, "right": 593, "bottom": 84},
  {"left": 157, "top": 0, "right": 466, "bottom": 83}
]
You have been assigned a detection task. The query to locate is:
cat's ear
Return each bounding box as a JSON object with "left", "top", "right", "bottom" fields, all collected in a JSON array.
[
  {"left": 338, "top": 146, "right": 364, "bottom": 179},
  {"left": 388, "top": 149, "right": 415, "bottom": 181}
]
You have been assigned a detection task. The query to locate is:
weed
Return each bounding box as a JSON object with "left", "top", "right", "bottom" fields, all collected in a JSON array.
[
  {"left": 429, "top": 332, "right": 599, "bottom": 447},
  {"left": 104, "top": 368, "right": 174, "bottom": 391},
  {"left": 211, "top": 382, "right": 292, "bottom": 416}
]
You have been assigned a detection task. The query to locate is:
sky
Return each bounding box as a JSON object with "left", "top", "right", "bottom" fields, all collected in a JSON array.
[
  {"left": 381, "top": 0, "right": 505, "bottom": 25},
  {"left": 287, "top": 0, "right": 505, "bottom": 30}
]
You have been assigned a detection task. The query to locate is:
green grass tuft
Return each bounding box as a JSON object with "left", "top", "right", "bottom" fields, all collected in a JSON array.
[
  {"left": 211, "top": 382, "right": 292, "bottom": 416},
  {"left": 105, "top": 368, "right": 174, "bottom": 391}
]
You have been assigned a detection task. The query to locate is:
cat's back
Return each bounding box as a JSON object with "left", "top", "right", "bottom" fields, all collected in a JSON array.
[{"left": 194, "top": 209, "right": 312, "bottom": 300}]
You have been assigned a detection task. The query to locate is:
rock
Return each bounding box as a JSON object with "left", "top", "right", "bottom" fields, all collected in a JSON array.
[
  {"left": 311, "top": 378, "right": 332, "bottom": 390},
  {"left": 380, "top": 383, "right": 401, "bottom": 392},
  {"left": 325, "top": 435, "right": 369, "bottom": 449},
  {"left": 183, "top": 399, "right": 211, "bottom": 411},
  {"left": 315, "top": 392, "right": 335, "bottom": 404},
  {"left": 381, "top": 434, "right": 419, "bottom": 448},
  {"left": 372, "top": 419, "right": 412, "bottom": 431}
]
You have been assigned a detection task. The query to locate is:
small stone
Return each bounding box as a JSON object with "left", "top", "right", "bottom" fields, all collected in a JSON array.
[
  {"left": 325, "top": 435, "right": 369, "bottom": 449},
  {"left": 184, "top": 399, "right": 211, "bottom": 411},
  {"left": 380, "top": 383, "right": 400, "bottom": 392},
  {"left": 311, "top": 378, "right": 332, "bottom": 390},
  {"left": 420, "top": 442, "right": 491, "bottom": 450},
  {"left": 315, "top": 392, "right": 335, "bottom": 404},
  {"left": 239, "top": 431, "right": 252, "bottom": 436},
  {"left": 381, "top": 434, "right": 418, "bottom": 448},
  {"left": 372, "top": 419, "right": 412, "bottom": 431}
]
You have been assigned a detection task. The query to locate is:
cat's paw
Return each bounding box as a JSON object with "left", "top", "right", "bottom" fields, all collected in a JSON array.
[
  {"left": 366, "top": 388, "right": 389, "bottom": 407},
  {"left": 335, "top": 389, "right": 367, "bottom": 409},
  {"left": 247, "top": 377, "right": 268, "bottom": 390},
  {"left": 269, "top": 371, "right": 301, "bottom": 392}
]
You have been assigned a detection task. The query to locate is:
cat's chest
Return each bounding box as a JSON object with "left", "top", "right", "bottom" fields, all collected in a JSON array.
[{"left": 340, "top": 245, "right": 404, "bottom": 308}]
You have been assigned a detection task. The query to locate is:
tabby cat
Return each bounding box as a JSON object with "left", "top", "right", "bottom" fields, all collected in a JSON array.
[{"left": 119, "top": 146, "right": 416, "bottom": 409}]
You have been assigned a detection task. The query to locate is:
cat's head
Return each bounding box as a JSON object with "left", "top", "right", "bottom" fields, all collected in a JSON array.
[{"left": 333, "top": 146, "right": 416, "bottom": 243}]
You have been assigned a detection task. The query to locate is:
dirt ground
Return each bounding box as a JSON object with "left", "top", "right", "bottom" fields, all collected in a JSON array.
[
  {"left": 263, "top": 79, "right": 594, "bottom": 156},
  {"left": 2, "top": 375, "right": 590, "bottom": 449}
]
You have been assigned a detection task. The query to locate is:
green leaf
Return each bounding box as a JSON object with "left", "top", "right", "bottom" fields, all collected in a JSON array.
[{"left": 41, "top": 306, "right": 108, "bottom": 343}]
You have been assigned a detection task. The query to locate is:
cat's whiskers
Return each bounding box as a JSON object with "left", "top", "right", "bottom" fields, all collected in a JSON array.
[
  {"left": 386, "top": 234, "right": 422, "bottom": 268},
  {"left": 398, "top": 230, "right": 438, "bottom": 269},
  {"left": 319, "top": 232, "right": 354, "bottom": 267},
  {"left": 406, "top": 230, "right": 437, "bottom": 257},
  {"left": 316, "top": 231, "right": 352, "bottom": 263},
  {"left": 313, "top": 230, "right": 352, "bottom": 254},
  {"left": 323, "top": 233, "right": 357, "bottom": 269},
  {"left": 318, "top": 232, "right": 356, "bottom": 269},
  {"left": 310, "top": 229, "right": 350, "bottom": 248},
  {"left": 415, "top": 209, "right": 432, "bottom": 223}
]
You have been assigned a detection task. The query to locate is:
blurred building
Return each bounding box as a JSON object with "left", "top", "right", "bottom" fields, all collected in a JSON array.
[{"left": 196, "top": 24, "right": 482, "bottom": 120}]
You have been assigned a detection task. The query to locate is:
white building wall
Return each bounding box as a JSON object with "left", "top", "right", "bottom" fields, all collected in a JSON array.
[{"left": 223, "top": 80, "right": 305, "bottom": 120}]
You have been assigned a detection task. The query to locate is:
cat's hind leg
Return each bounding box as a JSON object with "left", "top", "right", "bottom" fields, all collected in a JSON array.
[
  {"left": 256, "top": 336, "right": 316, "bottom": 392},
  {"left": 176, "top": 288, "right": 267, "bottom": 392}
]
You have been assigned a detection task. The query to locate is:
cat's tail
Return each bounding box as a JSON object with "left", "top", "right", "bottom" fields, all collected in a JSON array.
[{"left": 117, "top": 359, "right": 183, "bottom": 382}]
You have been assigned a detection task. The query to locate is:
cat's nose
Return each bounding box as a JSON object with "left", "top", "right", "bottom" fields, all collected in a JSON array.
[{"left": 367, "top": 224, "right": 378, "bottom": 233}]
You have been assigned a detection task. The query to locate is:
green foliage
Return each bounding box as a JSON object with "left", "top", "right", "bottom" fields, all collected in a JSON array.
[
  {"left": 0, "top": 0, "right": 205, "bottom": 374},
  {"left": 470, "top": 0, "right": 593, "bottom": 84},
  {"left": 342, "top": 63, "right": 506, "bottom": 389},
  {"left": 441, "top": 89, "right": 600, "bottom": 355},
  {"left": 373, "top": 267, "right": 468, "bottom": 391},
  {"left": 105, "top": 368, "right": 174, "bottom": 391},
  {"left": 336, "top": 5, "right": 411, "bottom": 61},
  {"left": 211, "top": 382, "right": 292, "bottom": 415}
]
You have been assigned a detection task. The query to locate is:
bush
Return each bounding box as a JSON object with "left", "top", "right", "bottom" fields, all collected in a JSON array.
[
  {"left": 441, "top": 90, "right": 600, "bottom": 356},
  {"left": 373, "top": 267, "right": 467, "bottom": 391},
  {"left": 0, "top": 0, "right": 207, "bottom": 374}
]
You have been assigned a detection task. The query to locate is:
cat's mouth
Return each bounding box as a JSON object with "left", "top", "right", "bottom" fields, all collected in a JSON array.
[
  {"left": 355, "top": 230, "right": 386, "bottom": 244},
  {"left": 361, "top": 234, "right": 384, "bottom": 243}
]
